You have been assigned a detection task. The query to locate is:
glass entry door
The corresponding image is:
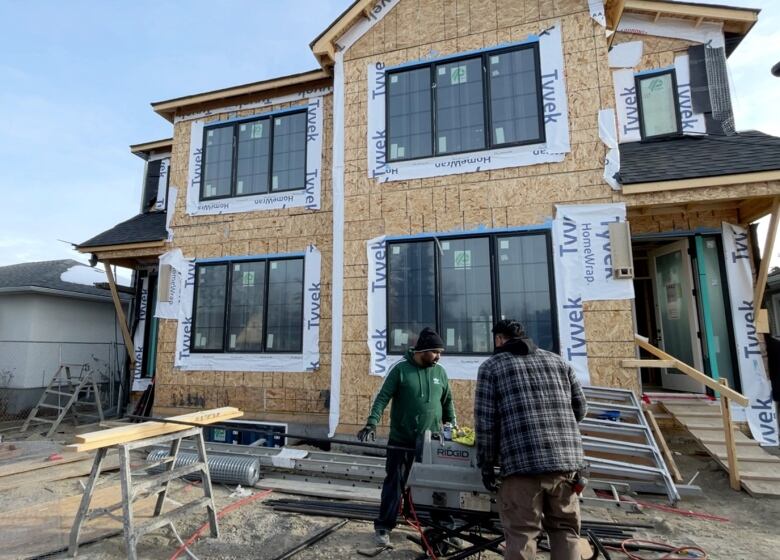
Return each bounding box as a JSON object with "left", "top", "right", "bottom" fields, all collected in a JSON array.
[{"left": 649, "top": 239, "right": 705, "bottom": 393}]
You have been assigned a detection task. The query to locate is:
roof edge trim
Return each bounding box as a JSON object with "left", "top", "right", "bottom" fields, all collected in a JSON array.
[{"left": 622, "top": 169, "right": 780, "bottom": 195}]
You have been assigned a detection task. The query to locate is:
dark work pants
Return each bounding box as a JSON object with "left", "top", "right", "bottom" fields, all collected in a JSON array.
[{"left": 375, "top": 440, "right": 416, "bottom": 532}]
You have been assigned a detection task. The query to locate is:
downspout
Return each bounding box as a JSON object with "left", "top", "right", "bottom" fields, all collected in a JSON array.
[{"left": 329, "top": 49, "right": 346, "bottom": 437}]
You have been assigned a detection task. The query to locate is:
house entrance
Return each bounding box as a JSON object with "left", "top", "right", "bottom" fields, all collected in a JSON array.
[{"left": 633, "top": 234, "right": 740, "bottom": 394}]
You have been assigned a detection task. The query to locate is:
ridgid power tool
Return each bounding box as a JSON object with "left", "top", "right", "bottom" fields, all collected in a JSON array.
[{"left": 406, "top": 430, "right": 497, "bottom": 512}]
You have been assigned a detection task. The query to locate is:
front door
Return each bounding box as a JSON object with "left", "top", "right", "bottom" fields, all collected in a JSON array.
[{"left": 649, "top": 240, "right": 705, "bottom": 393}]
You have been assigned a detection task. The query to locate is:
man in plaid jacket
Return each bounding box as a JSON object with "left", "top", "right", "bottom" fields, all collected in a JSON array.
[{"left": 475, "top": 319, "right": 587, "bottom": 560}]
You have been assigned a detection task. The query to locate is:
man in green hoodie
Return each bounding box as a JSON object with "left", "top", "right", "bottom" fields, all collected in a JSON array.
[{"left": 357, "top": 327, "right": 457, "bottom": 546}]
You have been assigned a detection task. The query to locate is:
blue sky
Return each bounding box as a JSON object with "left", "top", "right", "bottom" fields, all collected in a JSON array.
[{"left": 0, "top": 0, "right": 779, "bottom": 268}]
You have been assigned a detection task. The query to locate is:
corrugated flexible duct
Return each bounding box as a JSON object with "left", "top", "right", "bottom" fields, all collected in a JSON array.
[{"left": 146, "top": 450, "right": 260, "bottom": 486}]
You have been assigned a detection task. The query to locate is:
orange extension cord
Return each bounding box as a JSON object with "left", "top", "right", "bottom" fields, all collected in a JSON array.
[
  {"left": 402, "top": 490, "right": 439, "bottom": 560},
  {"left": 612, "top": 538, "right": 708, "bottom": 559},
  {"left": 169, "top": 489, "right": 274, "bottom": 560}
]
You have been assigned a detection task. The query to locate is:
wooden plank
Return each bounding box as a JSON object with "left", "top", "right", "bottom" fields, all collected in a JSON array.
[
  {"left": 0, "top": 484, "right": 156, "bottom": 558},
  {"left": 635, "top": 336, "right": 749, "bottom": 406},
  {"left": 621, "top": 359, "right": 675, "bottom": 368},
  {"left": 104, "top": 262, "right": 135, "bottom": 366},
  {"left": 256, "top": 477, "right": 381, "bottom": 503},
  {"left": 68, "top": 407, "right": 242, "bottom": 452},
  {"left": 644, "top": 409, "right": 683, "bottom": 482},
  {"left": 720, "top": 380, "right": 741, "bottom": 491},
  {"left": 753, "top": 197, "right": 780, "bottom": 315},
  {"left": 0, "top": 455, "right": 120, "bottom": 492}
]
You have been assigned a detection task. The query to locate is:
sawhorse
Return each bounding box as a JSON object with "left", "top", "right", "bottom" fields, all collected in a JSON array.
[{"left": 68, "top": 427, "right": 218, "bottom": 559}]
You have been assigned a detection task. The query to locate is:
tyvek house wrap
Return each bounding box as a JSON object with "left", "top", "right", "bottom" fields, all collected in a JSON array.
[
  {"left": 157, "top": 246, "right": 321, "bottom": 374},
  {"left": 366, "top": 22, "right": 570, "bottom": 182},
  {"left": 185, "top": 95, "right": 325, "bottom": 216}
]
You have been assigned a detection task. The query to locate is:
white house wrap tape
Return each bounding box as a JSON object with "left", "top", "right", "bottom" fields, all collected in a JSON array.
[
  {"left": 613, "top": 68, "right": 641, "bottom": 143},
  {"left": 553, "top": 204, "right": 635, "bottom": 385},
  {"left": 131, "top": 276, "right": 149, "bottom": 391},
  {"left": 366, "top": 22, "right": 569, "bottom": 182},
  {"left": 674, "top": 54, "right": 707, "bottom": 135},
  {"left": 185, "top": 97, "right": 324, "bottom": 215},
  {"left": 165, "top": 187, "right": 177, "bottom": 242},
  {"left": 722, "top": 223, "right": 778, "bottom": 446},
  {"left": 618, "top": 13, "right": 724, "bottom": 49},
  {"left": 154, "top": 157, "right": 170, "bottom": 210},
  {"left": 598, "top": 109, "right": 620, "bottom": 191},
  {"left": 170, "top": 245, "right": 321, "bottom": 373},
  {"left": 608, "top": 41, "right": 643, "bottom": 68},
  {"left": 329, "top": 0, "right": 401, "bottom": 437},
  {"left": 156, "top": 248, "right": 186, "bottom": 320},
  {"left": 588, "top": 0, "right": 606, "bottom": 27}
]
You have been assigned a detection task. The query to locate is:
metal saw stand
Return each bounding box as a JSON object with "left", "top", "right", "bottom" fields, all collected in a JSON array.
[
  {"left": 408, "top": 505, "right": 506, "bottom": 559},
  {"left": 68, "top": 427, "right": 219, "bottom": 559}
]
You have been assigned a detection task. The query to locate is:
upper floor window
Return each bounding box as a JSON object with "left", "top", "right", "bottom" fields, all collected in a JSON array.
[
  {"left": 191, "top": 257, "right": 304, "bottom": 354},
  {"left": 386, "top": 232, "right": 556, "bottom": 355},
  {"left": 201, "top": 110, "right": 307, "bottom": 200},
  {"left": 636, "top": 69, "right": 681, "bottom": 139},
  {"left": 386, "top": 43, "right": 544, "bottom": 162}
]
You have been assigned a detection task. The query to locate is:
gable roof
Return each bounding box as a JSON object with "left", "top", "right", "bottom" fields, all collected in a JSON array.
[
  {"left": 619, "top": 131, "right": 780, "bottom": 185},
  {"left": 0, "top": 259, "right": 129, "bottom": 301},
  {"left": 78, "top": 212, "right": 168, "bottom": 250}
]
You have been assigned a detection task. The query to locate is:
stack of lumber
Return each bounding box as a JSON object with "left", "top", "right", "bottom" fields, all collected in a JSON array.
[
  {"left": 660, "top": 400, "right": 780, "bottom": 498},
  {"left": 66, "top": 407, "right": 243, "bottom": 452}
]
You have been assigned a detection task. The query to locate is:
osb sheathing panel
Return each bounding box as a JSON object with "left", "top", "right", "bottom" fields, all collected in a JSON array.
[
  {"left": 615, "top": 181, "right": 780, "bottom": 211},
  {"left": 629, "top": 207, "right": 740, "bottom": 235},
  {"left": 340, "top": 0, "right": 621, "bottom": 433},
  {"left": 153, "top": 92, "right": 335, "bottom": 421},
  {"left": 613, "top": 32, "right": 699, "bottom": 73}
]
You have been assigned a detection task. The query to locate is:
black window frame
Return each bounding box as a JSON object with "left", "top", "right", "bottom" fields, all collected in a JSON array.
[
  {"left": 200, "top": 109, "right": 309, "bottom": 201},
  {"left": 385, "top": 42, "right": 546, "bottom": 163},
  {"left": 190, "top": 256, "right": 305, "bottom": 354},
  {"left": 635, "top": 69, "right": 683, "bottom": 141},
  {"left": 385, "top": 230, "right": 558, "bottom": 356}
]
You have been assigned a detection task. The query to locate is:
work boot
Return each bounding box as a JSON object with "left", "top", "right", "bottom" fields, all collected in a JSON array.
[{"left": 373, "top": 529, "right": 390, "bottom": 546}]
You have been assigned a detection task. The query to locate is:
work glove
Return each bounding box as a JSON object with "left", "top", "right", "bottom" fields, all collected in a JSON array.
[
  {"left": 357, "top": 425, "right": 376, "bottom": 442},
  {"left": 481, "top": 464, "right": 498, "bottom": 493}
]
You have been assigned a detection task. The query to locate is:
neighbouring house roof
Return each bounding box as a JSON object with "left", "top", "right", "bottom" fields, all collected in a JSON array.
[
  {"left": 78, "top": 212, "right": 168, "bottom": 250},
  {"left": 0, "top": 259, "right": 130, "bottom": 301},
  {"left": 619, "top": 131, "right": 780, "bottom": 185}
]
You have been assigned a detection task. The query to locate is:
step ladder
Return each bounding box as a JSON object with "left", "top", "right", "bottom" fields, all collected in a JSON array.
[
  {"left": 69, "top": 427, "right": 219, "bottom": 559},
  {"left": 21, "top": 364, "right": 104, "bottom": 437}
]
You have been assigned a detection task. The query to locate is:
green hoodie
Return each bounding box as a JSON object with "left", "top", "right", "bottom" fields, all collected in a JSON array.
[{"left": 366, "top": 348, "right": 456, "bottom": 446}]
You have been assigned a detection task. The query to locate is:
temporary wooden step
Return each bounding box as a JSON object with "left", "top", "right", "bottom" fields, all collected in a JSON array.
[{"left": 661, "top": 401, "right": 780, "bottom": 498}]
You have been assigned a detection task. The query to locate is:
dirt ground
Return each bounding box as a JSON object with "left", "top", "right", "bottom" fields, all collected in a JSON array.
[{"left": 3, "top": 433, "right": 780, "bottom": 560}]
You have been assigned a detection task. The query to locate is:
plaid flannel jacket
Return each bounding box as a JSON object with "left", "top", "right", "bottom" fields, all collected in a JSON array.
[{"left": 475, "top": 346, "right": 587, "bottom": 476}]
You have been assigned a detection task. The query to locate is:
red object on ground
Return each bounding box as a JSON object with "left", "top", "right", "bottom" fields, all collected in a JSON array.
[{"left": 46, "top": 453, "right": 64, "bottom": 462}]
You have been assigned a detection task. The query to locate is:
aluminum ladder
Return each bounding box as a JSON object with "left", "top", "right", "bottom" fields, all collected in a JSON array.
[{"left": 21, "top": 364, "right": 104, "bottom": 437}]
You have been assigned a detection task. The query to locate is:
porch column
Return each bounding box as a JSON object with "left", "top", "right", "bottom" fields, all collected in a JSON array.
[
  {"left": 754, "top": 197, "right": 780, "bottom": 315},
  {"left": 104, "top": 261, "right": 136, "bottom": 366}
]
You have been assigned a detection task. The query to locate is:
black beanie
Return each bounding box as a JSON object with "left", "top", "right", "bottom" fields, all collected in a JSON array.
[{"left": 414, "top": 327, "right": 445, "bottom": 352}]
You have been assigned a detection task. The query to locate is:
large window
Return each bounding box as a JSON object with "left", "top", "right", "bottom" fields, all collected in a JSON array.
[
  {"left": 202, "top": 110, "right": 307, "bottom": 200},
  {"left": 386, "top": 232, "right": 556, "bottom": 355},
  {"left": 386, "top": 43, "right": 544, "bottom": 162},
  {"left": 636, "top": 70, "right": 681, "bottom": 139},
  {"left": 191, "top": 257, "right": 304, "bottom": 353}
]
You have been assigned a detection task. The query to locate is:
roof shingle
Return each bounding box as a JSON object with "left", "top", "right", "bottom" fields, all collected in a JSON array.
[{"left": 78, "top": 212, "right": 167, "bottom": 249}]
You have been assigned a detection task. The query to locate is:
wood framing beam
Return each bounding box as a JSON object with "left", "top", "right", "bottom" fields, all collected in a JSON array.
[
  {"left": 753, "top": 197, "right": 780, "bottom": 315},
  {"left": 628, "top": 199, "right": 737, "bottom": 218},
  {"left": 635, "top": 335, "right": 749, "bottom": 406},
  {"left": 104, "top": 263, "right": 135, "bottom": 367},
  {"left": 76, "top": 240, "right": 166, "bottom": 254},
  {"left": 622, "top": 0, "right": 758, "bottom": 24},
  {"left": 738, "top": 198, "right": 774, "bottom": 225},
  {"left": 621, "top": 359, "right": 675, "bottom": 368},
  {"left": 622, "top": 170, "right": 780, "bottom": 195},
  {"left": 720, "top": 379, "right": 741, "bottom": 491},
  {"left": 67, "top": 407, "right": 243, "bottom": 452},
  {"left": 310, "top": 0, "right": 374, "bottom": 65}
]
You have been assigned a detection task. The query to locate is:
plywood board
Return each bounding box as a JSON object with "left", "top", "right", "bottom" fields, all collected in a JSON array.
[{"left": 0, "top": 447, "right": 86, "bottom": 478}]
